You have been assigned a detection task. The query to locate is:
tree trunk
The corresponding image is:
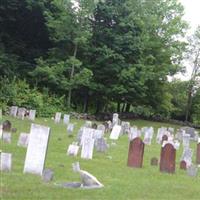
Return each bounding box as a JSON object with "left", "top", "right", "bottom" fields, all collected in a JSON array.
[
  {"left": 67, "top": 43, "right": 78, "bottom": 109},
  {"left": 125, "top": 103, "right": 131, "bottom": 112},
  {"left": 121, "top": 103, "right": 126, "bottom": 113},
  {"left": 117, "top": 102, "right": 121, "bottom": 113},
  {"left": 83, "top": 90, "right": 89, "bottom": 113}
]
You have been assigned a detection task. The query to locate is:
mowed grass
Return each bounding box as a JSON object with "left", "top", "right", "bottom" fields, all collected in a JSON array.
[{"left": 1, "top": 116, "right": 200, "bottom": 200}]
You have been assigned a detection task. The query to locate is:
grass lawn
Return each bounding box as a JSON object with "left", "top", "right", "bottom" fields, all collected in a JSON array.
[{"left": 1, "top": 116, "right": 200, "bottom": 200}]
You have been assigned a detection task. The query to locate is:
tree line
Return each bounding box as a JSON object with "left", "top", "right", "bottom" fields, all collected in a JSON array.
[{"left": 0, "top": 0, "right": 199, "bottom": 123}]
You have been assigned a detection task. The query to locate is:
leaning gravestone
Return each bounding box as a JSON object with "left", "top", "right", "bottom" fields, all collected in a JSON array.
[
  {"left": 0, "top": 152, "right": 12, "bottom": 172},
  {"left": 81, "top": 137, "right": 95, "bottom": 160},
  {"left": 23, "top": 124, "right": 50, "bottom": 175},
  {"left": 10, "top": 106, "right": 18, "bottom": 117},
  {"left": 17, "top": 107, "right": 26, "bottom": 120},
  {"left": 17, "top": 133, "right": 29, "bottom": 148},
  {"left": 29, "top": 110, "right": 36, "bottom": 121},
  {"left": 160, "top": 143, "right": 176, "bottom": 173},
  {"left": 63, "top": 114, "right": 70, "bottom": 124},
  {"left": 196, "top": 138, "right": 200, "bottom": 164},
  {"left": 127, "top": 137, "right": 145, "bottom": 168},
  {"left": 110, "top": 125, "right": 121, "bottom": 140},
  {"left": 2, "top": 132, "right": 11, "bottom": 144},
  {"left": 54, "top": 112, "right": 61, "bottom": 123}
]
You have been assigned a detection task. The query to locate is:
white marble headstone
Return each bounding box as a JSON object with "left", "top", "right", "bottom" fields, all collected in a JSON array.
[
  {"left": 17, "top": 107, "right": 26, "bottom": 120},
  {"left": 110, "top": 125, "right": 121, "bottom": 140},
  {"left": 54, "top": 112, "right": 61, "bottom": 123},
  {"left": 2, "top": 132, "right": 11, "bottom": 143},
  {"left": 81, "top": 127, "right": 94, "bottom": 145},
  {"left": 112, "top": 113, "right": 119, "bottom": 126},
  {"left": 67, "top": 143, "right": 79, "bottom": 156},
  {"left": 17, "top": 133, "right": 29, "bottom": 148},
  {"left": 10, "top": 106, "right": 18, "bottom": 117},
  {"left": 23, "top": 124, "right": 50, "bottom": 175},
  {"left": 29, "top": 110, "right": 36, "bottom": 121},
  {"left": 0, "top": 152, "right": 12, "bottom": 172},
  {"left": 63, "top": 114, "right": 70, "bottom": 124},
  {"left": 81, "top": 137, "right": 95, "bottom": 159},
  {"left": 182, "top": 134, "right": 190, "bottom": 149}
]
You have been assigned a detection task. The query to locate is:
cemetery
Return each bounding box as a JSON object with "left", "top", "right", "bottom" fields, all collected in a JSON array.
[
  {"left": 0, "top": 0, "right": 200, "bottom": 199},
  {"left": 1, "top": 111, "right": 200, "bottom": 200}
]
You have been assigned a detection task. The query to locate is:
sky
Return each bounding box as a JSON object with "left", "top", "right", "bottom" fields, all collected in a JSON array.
[{"left": 173, "top": 0, "right": 200, "bottom": 80}]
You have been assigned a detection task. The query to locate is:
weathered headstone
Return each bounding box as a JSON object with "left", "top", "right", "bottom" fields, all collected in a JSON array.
[
  {"left": 0, "top": 152, "right": 12, "bottom": 172},
  {"left": 95, "top": 138, "right": 108, "bottom": 152},
  {"left": 10, "top": 106, "right": 18, "bottom": 117},
  {"left": 196, "top": 139, "right": 200, "bottom": 164},
  {"left": 23, "top": 124, "right": 50, "bottom": 175},
  {"left": 160, "top": 143, "right": 176, "bottom": 173},
  {"left": 97, "top": 124, "right": 106, "bottom": 133},
  {"left": 180, "top": 160, "right": 187, "bottom": 170},
  {"left": 54, "top": 112, "right": 61, "bottom": 123},
  {"left": 121, "top": 121, "right": 130, "bottom": 135},
  {"left": 181, "top": 147, "right": 193, "bottom": 167},
  {"left": 3, "top": 120, "right": 11, "bottom": 132},
  {"left": 187, "top": 165, "right": 198, "bottom": 177},
  {"left": 63, "top": 114, "right": 70, "bottom": 124},
  {"left": 151, "top": 157, "right": 158, "bottom": 166},
  {"left": 17, "top": 107, "right": 26, "bottom": 120},
  {"left": 93, "top": 129, "right": 104, "bottom": 140},
  {"left": 156, "top": 127, "right": 167, "bottom": 144},
  {"left": 81, "top": 127, "right": 94, "bottom": 145},
  {"left": 110, "top": 125, "right": 121, "bottom": 140},
  {"left": 180, "top": 126, "right": 198, "bottom": 141},
  {"left": 67, "top": 143, "right": 79, "bottom": 156},
  {"left": 81, "top": 137, "right": 94, "bottom": 160},
  {"left": 29, "top": 110, "right": 36, "bottom": 121},
  {"left": 127, "top": 137, "right": 145, "bottom": 168},
  {"left": 67, "top": 123, "right": 74, "bottom": 136},
  {"left": 128, "top": 127, "right": 139, "bottom": 141},
  {"left": 144, "top": 127, "right": 154, "bottom": 145},
  {"left": 17, "top": 133, "right": 29, "bottom": 148},
  {"left": 182, "top": 133, "right": 190, "bottom": 149},
  {"left": 112, "top": 113, "right": 119, "bottom": 126},
  {"left": 42, "top": 169, "right": 54, "bottom": 182},
  {"left": 2, "top": 132, "right": 11, "bottom": 143}
]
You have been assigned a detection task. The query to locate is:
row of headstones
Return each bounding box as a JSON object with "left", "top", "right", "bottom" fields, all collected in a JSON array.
[
  {"left": 54, "top": 112, "right": 70, "bottom": 124},
  {"left": 10, "top": 106, "right": 36, "bottom": 121},
  {"left": 127, "top": 136, "right": 200, "bottom": 176}
]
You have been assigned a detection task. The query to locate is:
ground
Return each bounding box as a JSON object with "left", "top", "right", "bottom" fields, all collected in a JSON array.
[{"left": 1, "top": 116, "right": 200, "bottom": 200}]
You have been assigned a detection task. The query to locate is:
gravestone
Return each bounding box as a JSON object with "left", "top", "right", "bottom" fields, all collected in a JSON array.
[
  {"left": 121, "top": 121, "right": 130, "bottom": 135},
  {"left": 54, "top": 112, "right": 61, "bottom": 123},
  {"left": 42, "top": 169, "right": 54, "bottom": 182},
  {"left": 0, "top": 125, "right": 2, "bottom": 139},
  {"left": 10, "top": 106, "right": 18, "bottom": 117},
  {"left": 181, "top": 126, "right": 198, "bottom": 141},
  {"left": 24, "top": 124, "right": 50, "bottom": 175},
  {"left": 151, "top": 157, "right": 158, "bottom": 166},
  {"left": 17, "top": 133, "right": 29, "bottom": 148},
  {"left": 2, "top": 132, "right": 11, "bottom": 143},
  {"left": 181, "top": 147, "right": 193, "bottom": 167},
  {"left": 110, "top": 125, "right": 121, "bottom": 140},
  {"left": 67, "top": 143, "right": 79, "bottom": 156},
  {"left": 81, "top": 137, "right": 95, "bottom": 160},
  {"left": 63, "top": 114, "right": 70, "bottom": 124},
  {"left": 17, "top": 107, "right": 26, "bottom": 120},
  {"left": 160, "top": 143, "right": 176, "bottom": 173},
  {"left": 95, "top": 138, "right": 108, "bottom": 152},
  {"left": 162, "top": 135, "right": 168, "bottom": 143},
  {"left": 196, "top": 140, "right": 200, "bottom": 164},
  {"left": 3, "top": 120, "right": 12, "bottom": 132},
  {"left": 127, "top": 137, "right": 145, "bottom": 168},
  {"left": 128, "top": 127, "right": 139, "bottom": 141},
  {"left": 0, "top": 152, "right": 12, "bottom": 172},
  {"left": 81, "top": 127, "right": 94, "bottom": 145},
  {"left": 187, "top": 165, "right": 198, "bottom": 177},
  {"left": 97, "top": 124, "right": 106, "bottom": 133},
  {"left": 67, "top": 123, "right": 74, "bottom": 136},
  {"left": 182, "top": 134, "right": 190, "bottom": 149},
  {"left": 144, "top": 127, "right": 154, "bottom": 145},
  {"left": 29, "top": 110, "right": 36, "bottom": 121},
  {"left": 112, "top": 113, "right": 119, "bottom": 127},
  {"left": 93, "top": 129, "right": 104, "bottom": 140},
  {"left": 156, "top": 127, "right": 167, "bottom": 144},
  {"left": 180, "top": 160, "right": 187, "bottom": 170}
]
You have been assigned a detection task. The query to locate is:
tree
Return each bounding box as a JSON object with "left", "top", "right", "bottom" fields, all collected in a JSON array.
[{"left": 185, "top": 26, "right": 200, "bottom": 121}]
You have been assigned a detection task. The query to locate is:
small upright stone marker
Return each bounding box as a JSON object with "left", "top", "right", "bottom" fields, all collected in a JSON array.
[
  {"left": 0, "top": 152, "right": 12, "bottom": 172},
  {"left": 81, "top": 137, "right": 94, "bottom": 160},
  {"left": 17, "top": 107, "right": 26, "bottom": 120},
  {"left": 10, "top": 106, "right": 18, "bottom": 117},
  {"left": 63, "top": 114, "right": 70, "bottom": 124},
  {"left": 160, "top": 143, "right": 176, "bottom": 173},
  {"left": 17, "top": 133, "right": 29, "bottom": 148},
  {"left": 29, "top": 110, "right": 36, "bottom": 121},
  {"left": 187, "top": 165, "right": 198, "bottom": 177},
  {"left": 42, "top": 169, "right": 54, "bottom": 182},
  {"left": 67, "top": 123, "right": 74, "bottom": 136},
  {"left": 2, "top": 132, "right": 11, "bottom": 144},
  {"left": 54, "top": 112, "right": 61, "bottom": 123},
  {"left": 67, "top": 143, "right": 79, "bottom": 156},
  {"left": 127, "top": 137, "right": 145, "bottom": 168}
]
